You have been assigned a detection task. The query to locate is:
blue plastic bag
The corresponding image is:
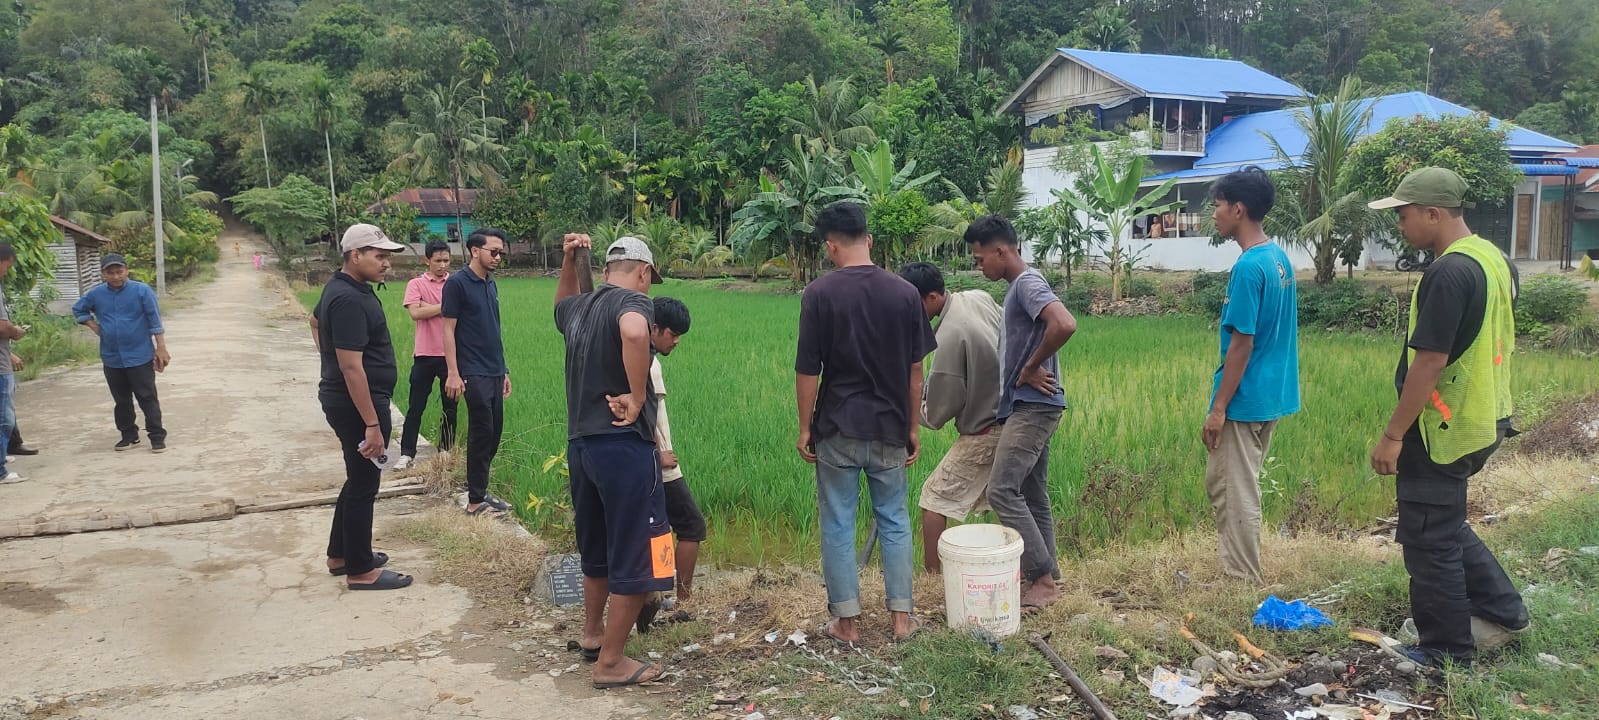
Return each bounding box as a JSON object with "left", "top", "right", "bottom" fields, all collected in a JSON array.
[{"left": 1252, "top": 595, "right": 1333, "bottom": 631}]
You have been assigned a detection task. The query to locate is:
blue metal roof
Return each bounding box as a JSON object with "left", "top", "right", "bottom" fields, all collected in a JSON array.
[
  {"left": 1147, "top": 92, "right": 1578, "bottom": 183},
  {"left": 1565, "top": 157, "right": 1599, "bottom": 168},
  {"left": 1517, "top": 164, "right": 1580, "bottom": 176},
  {"left": 1060, "top": 49, "right": 1305, "bottom": 102}
]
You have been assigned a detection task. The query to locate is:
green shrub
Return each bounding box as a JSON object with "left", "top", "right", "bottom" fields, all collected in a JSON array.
[
  {"left": 1516, "top": 276, "right": 1588, "bottom": 332},
  {"left": 1298, "top": 279, "right": 1404, "bottom": 331},
  {"left": 1061, "top": 283, "right": 1095, "bottom": 312},
  {"left": 1187, "top": 270, "right": 1230, "bottom": 317},
  {"left": 1040, "top": 267, "right": 1067, "bottom": 291},
  {"left": 944, "top": 271, "right": 1008, "bottom": 305},
  {"left": 1124, "top": 276, "right": 1158, "bottom": 299},
  {"left": 113, "top": 207, "right": 223, "bottom": 284}
]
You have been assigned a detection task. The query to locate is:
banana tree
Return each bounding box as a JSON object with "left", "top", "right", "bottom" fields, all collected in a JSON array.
[{"left": 1057, "top": 144, "right": 1183, "bottom": 301}]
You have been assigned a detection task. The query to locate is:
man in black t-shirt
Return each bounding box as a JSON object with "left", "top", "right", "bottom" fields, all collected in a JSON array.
[
  {"left": 553, "top": 233, "right": 670, "bottom": 690},
  {"left": 796, "top": 202, "right": 936, "bottom": 646},
  {"left": 309, "top": 224, "right": 412, "bottom": 591}
]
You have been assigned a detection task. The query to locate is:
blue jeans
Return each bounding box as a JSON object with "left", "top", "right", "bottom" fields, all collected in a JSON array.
[
  {"left": 815, "top": 435, "right": 913, "bottom": 617},
  {"left": 0, "top": 373, "right": 14, "bottom": 474}
]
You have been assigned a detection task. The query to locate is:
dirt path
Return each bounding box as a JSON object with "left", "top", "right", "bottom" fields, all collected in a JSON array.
[{"left": 0, "top": 230, "right": 648, "bottom": 719}]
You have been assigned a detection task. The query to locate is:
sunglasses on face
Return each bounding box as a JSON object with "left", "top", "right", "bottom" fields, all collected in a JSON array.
[{"left": 477, "top": 248, "right": 504, "bottom": 258}]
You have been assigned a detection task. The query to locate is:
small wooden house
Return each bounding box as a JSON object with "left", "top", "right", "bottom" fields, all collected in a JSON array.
[{"left": 42, "top": 216, "right": 112, "bottom": 314}]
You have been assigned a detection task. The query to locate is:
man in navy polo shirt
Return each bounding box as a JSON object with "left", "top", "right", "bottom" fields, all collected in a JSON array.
[
  {"left": 72, "top": 253, "right": 171, "bottom": 453},
  {"left": 442, "top": 227, "right": 513, "bottom": 518}
]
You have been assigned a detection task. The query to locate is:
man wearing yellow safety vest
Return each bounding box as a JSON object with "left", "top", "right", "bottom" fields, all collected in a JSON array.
[{"left": 1368, "top": 167, "right": 1529, "bottom": 667}]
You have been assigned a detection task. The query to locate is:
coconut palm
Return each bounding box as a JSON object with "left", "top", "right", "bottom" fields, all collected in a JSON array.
[
  {"left": 305, "top": 72, "right": 340, "bottom": 233},
  {"left": 387, "top": 81, "right": 507, "bottom": 250},
  {"left": 459, "top": 38, "right": 499, "bottom": 133},
  {"left": 1086, "top": 6, "right": 1140, "bottom": 53},
  {"left": 185, "top": 15, "right": 215, "bottom": 90},
  {"left": 785, "top": 76, "right": 878, "bottom": 154},
  {"left": 1263, "top": 77, "right": 1376, "bottom": 284},
  {"left": 240, "top": 69, "right": 280, "bottom": 188}
]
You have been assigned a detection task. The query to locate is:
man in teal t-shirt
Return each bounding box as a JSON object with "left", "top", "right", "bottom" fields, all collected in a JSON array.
[{"left": 1202, "top": 168, "right": 1301, "bottom": 584}]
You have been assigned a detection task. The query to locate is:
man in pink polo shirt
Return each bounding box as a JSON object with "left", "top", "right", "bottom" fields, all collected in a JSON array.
[{"left": 393, "top": 241, "right": 457, "bottom": 470}]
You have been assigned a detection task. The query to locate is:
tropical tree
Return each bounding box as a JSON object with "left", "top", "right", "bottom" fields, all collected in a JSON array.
[
  {"left": 848, "top": 139, "right": 939, "bottom": 201},
  {"left": 229, "top": 174, "right": 332, "bottom": 264},
  {"left": 240, "top": 69, "right": 281, "bottom": 188},
  {"left": 387, "top": 80, "right": 507, "bottom": 249},
  {"left": 730, "top": 138, "right": 862, "bottom": 285},
  {"left": 1017, "top": 200, "right": 1105, "bottom": 287},
  {"left": 459, "top": 38, "right": 499, "bottom": 133},
  {"left": 729, "top": 175, "right": 804, "bottom": 282},
  {"left": 1264, "top": 77, "right": 1376, "bottom": 284},
  {"left": 870, "top": 29, "right": 907, "bottom": 85},
  {"left": 0, "top": 192, "right": 60, "bottom": 300},
  {"left": 503, "top": 76, "right": 542, "bottom": 138},
  {"left": 915, "top": 154, "right": 1027, "bottom": 262},
  {"left": 184, "top": 15, "right": 214, "bottom": 90},
  {"left": 304, "top": 72, "right": 340, "bottom": 234},
  {"left": 1057, "top": 145, "right": 1185, "bottom": 301},
  {"left": 1085, "top": 6, "right": 1139, "bottom": 53},
  {"left": 785, "top": 76, "right": 878, "bottom": 154}
]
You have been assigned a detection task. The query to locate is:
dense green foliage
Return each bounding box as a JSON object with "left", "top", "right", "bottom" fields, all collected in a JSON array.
[
  {"left": 0, "top": 192, "right": 59, "bottom": 301},
  {"left": 3, "top": 0, "right": 1591, "bottom": 284}
]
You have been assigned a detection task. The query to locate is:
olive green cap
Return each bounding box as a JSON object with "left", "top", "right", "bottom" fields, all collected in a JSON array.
[{"left": 1368, "top": 167, "right": 1476, "bottom": 210}]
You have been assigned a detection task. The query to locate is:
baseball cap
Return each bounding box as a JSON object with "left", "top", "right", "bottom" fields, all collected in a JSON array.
[
  {"left": 604, "top": 236, "right": 663, "bottom": 284},
  {"left": 340, "top": 223, "right": 407, "bottom": 253},
  {"left": 101, "top": 253, "right": 127, "bottom": 270},
  {"left": 1368, "top": 167, "right": 1475, "bottom": 210}
]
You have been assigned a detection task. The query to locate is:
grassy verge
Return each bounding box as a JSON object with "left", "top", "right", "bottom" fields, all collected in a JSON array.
[{"left": 12, "top": 309, "right": 98, "bottom": 380}]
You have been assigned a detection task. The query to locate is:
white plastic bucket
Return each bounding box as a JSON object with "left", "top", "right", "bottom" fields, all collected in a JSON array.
[{"left": 938, "top": 523, "right": 1025, "bottom": 637}]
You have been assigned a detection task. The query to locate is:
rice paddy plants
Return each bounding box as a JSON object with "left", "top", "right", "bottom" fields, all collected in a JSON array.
[{"left": 301, "top": 277, "right": 1599, "bottom": 567}]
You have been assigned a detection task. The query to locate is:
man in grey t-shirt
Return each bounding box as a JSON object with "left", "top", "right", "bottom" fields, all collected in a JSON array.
[
  {"left": 964, "top": 216, "right": 1076, "bottom": 612},
  {"left": 0, "top": 243, "right": 26, "bottom": 484}
]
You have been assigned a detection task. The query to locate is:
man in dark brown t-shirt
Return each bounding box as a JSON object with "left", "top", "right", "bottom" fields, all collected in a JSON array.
[{"left": 795, "top": 202, "right": 936, "bottom": 646}]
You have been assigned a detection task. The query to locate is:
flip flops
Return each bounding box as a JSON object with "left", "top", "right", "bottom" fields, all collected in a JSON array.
[
  {"left": 467, "top": 494, "right": 512, "bottom": 519},
  {"left": 592, "top": 661, "right": 661, "bottom": 690},
  {"left": 894, "top": 615, "right": 928, "bottom": 644},
  {"left": 821, "top": 620, "right": 857, "bottom": 648},
  {"left": 347, "top": 568, "right": 413, "bottom": 591},
  {"left": 328, "top": 552, "right": 388, "bottom": 576}
]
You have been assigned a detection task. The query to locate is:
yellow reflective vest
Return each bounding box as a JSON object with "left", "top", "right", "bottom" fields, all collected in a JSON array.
[{"left": 1406, "top": 235, "right": 1515, "bottom": 464}]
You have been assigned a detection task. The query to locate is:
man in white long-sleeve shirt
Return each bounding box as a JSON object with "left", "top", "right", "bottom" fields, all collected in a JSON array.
[{"left": 898, "top": 263, "right": 1004, "bottom": 573}]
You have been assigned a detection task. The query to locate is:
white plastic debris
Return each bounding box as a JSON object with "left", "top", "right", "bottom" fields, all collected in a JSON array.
[
  {"left": 713, "top": 632, "right": 738, "bottom": 646},
  {"left": 1312, "top": 706, "right": 1368, "bottom": 720},
  {"left": 1293, "top": 683, "right": 1329, "bottom": 697},
  {"left": 1537, "top": 653, "right": 1580, "bottom": 670},
  {"left": 1148, "top": 666, "right": 1204, "bottom": 707},
  {"left": 787, "top": 629, "right": 808, "bottom": 646},
  {"left": 681, "top": 643, "right": 703, "bottom": 654},
  {"left": 1007, "top": 705, "right": 1039, "bottom": 720},
  {"left": 764, "top": 630, "right": 781, "bottom": 644}
]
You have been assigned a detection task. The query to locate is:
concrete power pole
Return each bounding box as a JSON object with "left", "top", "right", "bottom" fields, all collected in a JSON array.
[{"left": 150, "top": 96, "right": 166, "bottom": 296}]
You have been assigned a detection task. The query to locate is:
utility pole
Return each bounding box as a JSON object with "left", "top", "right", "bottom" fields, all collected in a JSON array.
[
  {"left": 1425, "top": 47, "right": 1434, "bottom": 96},
  {"left": 150, "top": 96, "right": 166, "bottom": 296}
]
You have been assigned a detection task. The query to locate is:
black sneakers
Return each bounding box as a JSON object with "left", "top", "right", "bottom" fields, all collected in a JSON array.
[
  {"left": 115, "top": 438, "right": 141, "bottom": 451},
  {"left": 151, "top": 439, "right": 167, "bottom": 454},
  {"left": 10, "top": 444, "right": 38, "bottom": 456}
]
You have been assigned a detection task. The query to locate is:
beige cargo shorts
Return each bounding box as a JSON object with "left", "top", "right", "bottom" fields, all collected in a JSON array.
[{"left": 918, "top": 430, "right": 1000, "bottom": 521}]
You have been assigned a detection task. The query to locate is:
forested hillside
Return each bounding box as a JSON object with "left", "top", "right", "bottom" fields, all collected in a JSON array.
[{"left": 1, "top": 0, "right": 1595, "bottom": 273}]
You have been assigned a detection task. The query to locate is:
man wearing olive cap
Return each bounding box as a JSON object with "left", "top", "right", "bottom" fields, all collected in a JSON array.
[
  {"left": 1367, "top": 167, "right": 1528, "bottom": 666},
  {"left": 72, "top": 253, "right": 171, "bottom": 453}
]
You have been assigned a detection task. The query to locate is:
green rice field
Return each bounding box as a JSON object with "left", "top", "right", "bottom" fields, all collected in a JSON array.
[{"left": 300, "top": 277, "right": 1599, "bottom": 566}]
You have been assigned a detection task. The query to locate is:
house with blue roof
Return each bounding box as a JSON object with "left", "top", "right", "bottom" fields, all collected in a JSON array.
[{"left": 1001, "top": 49, "right": 1580, "bottom": 271}]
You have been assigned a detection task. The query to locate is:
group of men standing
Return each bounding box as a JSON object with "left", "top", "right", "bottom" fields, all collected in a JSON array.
[{"left": 311, "top": 162, "right": 1530, "bottom": 680}]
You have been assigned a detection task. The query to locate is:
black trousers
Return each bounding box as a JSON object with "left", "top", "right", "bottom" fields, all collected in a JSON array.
[
  {"left": 323, "top": 399, "right": 392, "bottom": 576},
  {"left": 463, "top": 375, "right": 504, "bottom": 504},
  {"left": 104, "top": 362, "right": 164, "bottom": 442},
  {"left": 10, "top": 425, "right": 20, "bottom": 447},
  {"left": 399, "top": 356, "right": 457, "bottom": 457},
  {"left": 1396, "top": 431, "right": 1527, "bottom": 663}
]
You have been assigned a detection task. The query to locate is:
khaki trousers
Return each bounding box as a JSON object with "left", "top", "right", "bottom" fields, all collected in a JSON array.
[{"left": 1204, "top": 419, "right": 1276, "bottom": 584}]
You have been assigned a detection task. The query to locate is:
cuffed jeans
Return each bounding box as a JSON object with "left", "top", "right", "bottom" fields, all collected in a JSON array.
[
  {"left": 462, "top": 375, "right": 504, "bottom": 504},
  {"left": 399, "top": 356, "right": 457, "bottom": 457},
  {"left": 815, "top": 435, "right": 913, "bottom": 618},
  {"left": 1397, "top": 431, "right": 1527, "bottom": 664},
  {"left": 323, "top": 399, "right": 392, "bottom": 576},
  {"left": 988, "top": 402, "right": 1063, "bottom": 582},
  {"left": 0, "top": 374, "right": 14, "bottom": 475},
  {"left": 104, "top": 362, "right": 164, "bottom": 442}
]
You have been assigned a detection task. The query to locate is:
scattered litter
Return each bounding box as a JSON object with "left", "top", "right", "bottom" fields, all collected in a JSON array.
[
  {"left": 1169, "top": 707, "right": 1200, "bottom": 719},
  {"left": 1221, "top": 713, "right": 1257, "bottom": 720},
  {"left": 1359, "top": 691, "right": 1433, "bottom": 711},
  {"left": 713, "top": 632, "right": 738, "bottom": 646},
  {"left": 1006, "top": 705, "right": 1039, "bottom": 720},
  {"left": 1536, "top": 652, "right": 1580, "bottom": 670},
  {"left": 681, "top": 643, "right": 703, "bottom": 654},
  {"left": 764, "top": 630, "right": 781, "bottom": 644},
  {"left": 743, "top": 713, "right": 765, "bottom": 720},
  {"left": 1191, "top": 656, "right": 1219, "bottom": 677},
  {"left": 1093, "top": 645, "right": 1129, "bottom": 660},
  {"left": 1397, "top": 618, "right": 1419, "bottom": 645},
  {"left": 756, "top": 687, "right": 779, "bottom": 697},
  {"left": 862, "top": 686, "right": 887, "bottom": 696},
  {"left": 1147, "top": 666, "right": 1205, "bottom": 707},
  {"left": 1311, "top": 706, "right": 1368, "bottom": 720},
  {"left": 729, "top": 610, "right": 738, "bottom": 622},
  {"left": 1293, "top": 683, "right": 1328, "bottom": 698},
  {"left": 1253, "top": 596, "right": 1333, "bottom": 631},
  {"left": 787, "top": 629, "right": 808, "bottom": 646},
  {"left": 547, "top": 669, "right": 562, "bottom": 678},
  {"left": 1579, "top": 546, "right": 1599, "bottom": 556},
  {"left": 1099, "top": 669, "right": 1125, "bottom": 685},
  {"left": 647, "top": 651, "right": 662, "bottom": 660},
  {"left": 1285, "top": 711, "right": 1317, "bottom": 720}
]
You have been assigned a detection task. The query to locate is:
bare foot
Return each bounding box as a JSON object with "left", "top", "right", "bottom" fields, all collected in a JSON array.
[
  {"left": 592, "top": 656, "right": 663, "bottom": 686},
  {"left": 345, "top": 567, "right": 383, "bottom": 584},
  {"left": 892, "top": 612, "right": 925, "bottom": 642},
  {"left": 823, "top": 617, "right": 860, "bottom": 645}
]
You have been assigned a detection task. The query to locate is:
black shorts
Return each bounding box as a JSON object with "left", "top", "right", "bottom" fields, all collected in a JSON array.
[
  {"left": 664, "top": 477, "right": 707, "bottom": 542},
  {"left": 568, "top": 433, "right": 675, "bottom": 595}
]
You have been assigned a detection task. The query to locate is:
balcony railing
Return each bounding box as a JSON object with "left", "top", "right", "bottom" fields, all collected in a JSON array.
[{"left": 1158, "top": 131, "right": 1206, "bottom": 154}]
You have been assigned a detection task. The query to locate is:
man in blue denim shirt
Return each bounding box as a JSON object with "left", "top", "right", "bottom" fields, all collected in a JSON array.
[{"left": 72, "top": 254, "right": 171, "bottom": 452}]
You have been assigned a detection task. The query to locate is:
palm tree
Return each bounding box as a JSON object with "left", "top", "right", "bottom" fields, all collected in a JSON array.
[
  {"left": 240, "top": 69, "right": 280, "bottom": 188},
  {"left": 1086, "top": 6, "right": 1140, "bottom": 53},
  {"left": 305, "top": 72, "right": 340, "bottom": 234},
  {"left": 869, "top": 30, "right": 907, "bottom": 85},
  {"left": 916, "top": 154, "right": 1030, "bottom": 264},
  {"left": 503, "top": 76, "right": 541, "bottom": 137},
  {"left": 615, "top": 76, "right": 652, "bottom": 157},
  {"left": 185, "top": 15, "right": 215, "bottom": 90},
  {"left": 1263, "top": 77, "right": 1376, "bottom": 284},
  {"left": 785, "top": 76, "right": 878, "bottom": 154},
  {"left": 387, "top": 81, "right": 508, "bottom": 252},
  {"left": 1057, "top": 145, "right": 1185, "bottom": 301},
  {"left": 459, "top": 38, "right": 499, "bottom": 133}
]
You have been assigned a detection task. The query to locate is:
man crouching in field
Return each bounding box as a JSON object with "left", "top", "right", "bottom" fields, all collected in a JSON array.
[
  {"left": 1202, "top": 167, "right": 1300, "bottom": 585},
  {"left": 897, "top": 262, "right": 1004, "bottom": 574},
  {"left": 796, "top": 202, "right": 936, "bottom": 644},
  {"left": 555, "top": 233, "right": 673, "bottom": 689}
]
